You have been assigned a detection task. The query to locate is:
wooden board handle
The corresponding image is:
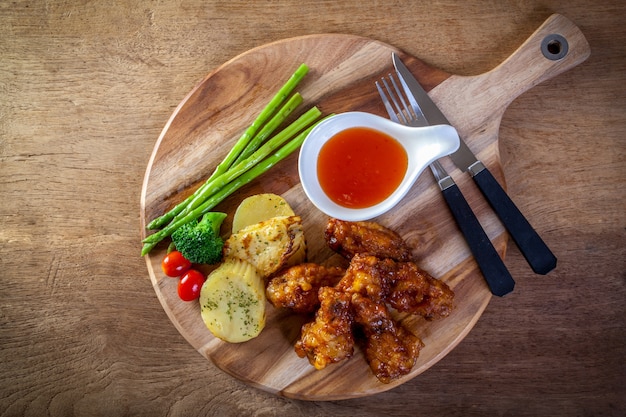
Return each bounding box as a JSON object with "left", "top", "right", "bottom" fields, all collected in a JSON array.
[
  {"left": 432, "top": 14, "right": 590, "bottom": 133},
  {"left": 486, "top": 14, "right": 590, "bottom": 106}
]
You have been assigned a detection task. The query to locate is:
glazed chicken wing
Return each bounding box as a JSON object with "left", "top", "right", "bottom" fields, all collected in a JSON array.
[
  {"left": 335, "top": 254, "right": 391, "bottom": 301},
  {"left": 345, "top": 254, "right": 454, "bottom": 319},
  {"left": 266, "top": 264, "right": 345, "bottom": 313},
  {"left": 294, "top": 286, "right": 354, "bottom": 370},
  {"left": 385, "top": 260, "right": 455, "bottom": 319},
  {"left": 325, "top": 218, "right": 412, "bottom": 261},
  {"left": 351, "top": 293, "right": 424, "bottom": 383}
]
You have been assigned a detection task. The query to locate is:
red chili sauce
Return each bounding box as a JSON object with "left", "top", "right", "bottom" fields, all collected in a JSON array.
[{"left": 317, "top": 127, "right": 408, "bottom": 208}]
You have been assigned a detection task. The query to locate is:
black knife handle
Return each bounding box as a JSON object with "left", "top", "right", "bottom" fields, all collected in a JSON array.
[
  {"left": 472, "top": 167, "right": 557, "bottom": 275},
  {"left": 441, "top": 183, "right": 515, "bottom": 297}
]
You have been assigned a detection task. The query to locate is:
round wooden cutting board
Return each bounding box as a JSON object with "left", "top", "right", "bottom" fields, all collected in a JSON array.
[{"left": 140, "top": 15, "right": 589, "bottom": 400}]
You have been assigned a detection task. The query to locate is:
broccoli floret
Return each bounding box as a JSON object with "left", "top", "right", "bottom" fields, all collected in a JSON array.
[{"left": 171, "top": 212, "right": 227, "bottom": 265}]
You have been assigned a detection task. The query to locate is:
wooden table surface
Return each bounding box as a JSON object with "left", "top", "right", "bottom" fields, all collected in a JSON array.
[{"left": 2, "top": 1, "right": 624, "bottom": 416}]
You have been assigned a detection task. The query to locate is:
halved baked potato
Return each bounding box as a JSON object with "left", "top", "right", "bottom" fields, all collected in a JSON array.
[
  {"left": 200, "top": 258, "right": 266, "bottom": 343},
  {"left": 232, "top": 193, "right": 296, "bottom": 233}
]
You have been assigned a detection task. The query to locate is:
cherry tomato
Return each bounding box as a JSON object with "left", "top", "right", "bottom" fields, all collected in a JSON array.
[
  {"left": 161, "top": 251, "right": 192, "bottom": 278},
  {"left": 178, "top": 269, "right": 206, "bottom": 301}
]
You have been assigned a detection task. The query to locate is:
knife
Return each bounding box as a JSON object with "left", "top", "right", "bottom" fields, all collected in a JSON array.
[{"left": 393, "top": 53, "right": 557, "bottom": 275}]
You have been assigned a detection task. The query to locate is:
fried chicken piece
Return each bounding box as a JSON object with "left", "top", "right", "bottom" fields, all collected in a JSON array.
[
  {"left": 266, "top": 264, "right": 345, "bottom": 313},
  {"left": 335, "top": 254, "right": 391, "bottom": 301},
  {"left": 294, "top": 286, "right": 354, "bottom": 370},
  {"left": 351, "top": 293, "right": 424, "bottom": 383},
  {"left": 385, "top": 260, "right": 455, "bottom": 319},
  {"left": 325, "top": 218, "right": 412, "bottom": 261},
  {"left": 344, "top": 254, "right": 454, "bottom": 319}
]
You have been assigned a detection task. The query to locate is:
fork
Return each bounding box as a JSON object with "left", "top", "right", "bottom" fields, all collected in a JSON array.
[{"left": 376, "top": 74, "right": 515, "bottom": 297}]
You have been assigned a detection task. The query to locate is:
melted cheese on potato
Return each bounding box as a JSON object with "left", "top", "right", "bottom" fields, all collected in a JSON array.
[{"left": 223, "top": 215, "right": 306, "bottom": 278}]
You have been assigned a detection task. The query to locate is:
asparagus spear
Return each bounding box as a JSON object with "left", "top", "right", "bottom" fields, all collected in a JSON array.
[
  {"left": 165, "top": 106, "right": 321, "bottom": 226},
  {"left": 144, "top": 106, "right": 320, "bottom": 245},
  {"left": 147, "top": 64, "right": 309, "bottom": 230},
  {"left": 231, "top": 92, "right": 303, "bottom": 166},
  {"left": 147, "top": 92, "right": 304, "bottom": 230},
  {"left": 211, "top": 63, "right": 309, "bottom": 178},
  {"left": 141, "top": 118, "right": 324, "bottom": 256}
]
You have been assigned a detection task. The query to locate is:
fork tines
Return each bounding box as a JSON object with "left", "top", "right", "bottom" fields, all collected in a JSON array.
[{"left": 376, "top": 73, "right": 421, "bottom": 125}]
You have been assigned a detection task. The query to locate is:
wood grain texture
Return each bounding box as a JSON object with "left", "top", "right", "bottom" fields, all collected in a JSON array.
[
  {"left": 140, "top": 15, "right": 590, "bottom": 400},
  {"left": 1, "top": 0, "right": 624, "bottom": 415}
]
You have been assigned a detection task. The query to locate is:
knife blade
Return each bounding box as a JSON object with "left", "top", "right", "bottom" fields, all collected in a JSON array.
[{"left": 393, "top": 53, "right": 557, "bottom": 275}]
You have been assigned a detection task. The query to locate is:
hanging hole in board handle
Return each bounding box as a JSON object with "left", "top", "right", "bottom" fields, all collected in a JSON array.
[{"left": 541, "top": 34, "right": 569, "bottom": 60}]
